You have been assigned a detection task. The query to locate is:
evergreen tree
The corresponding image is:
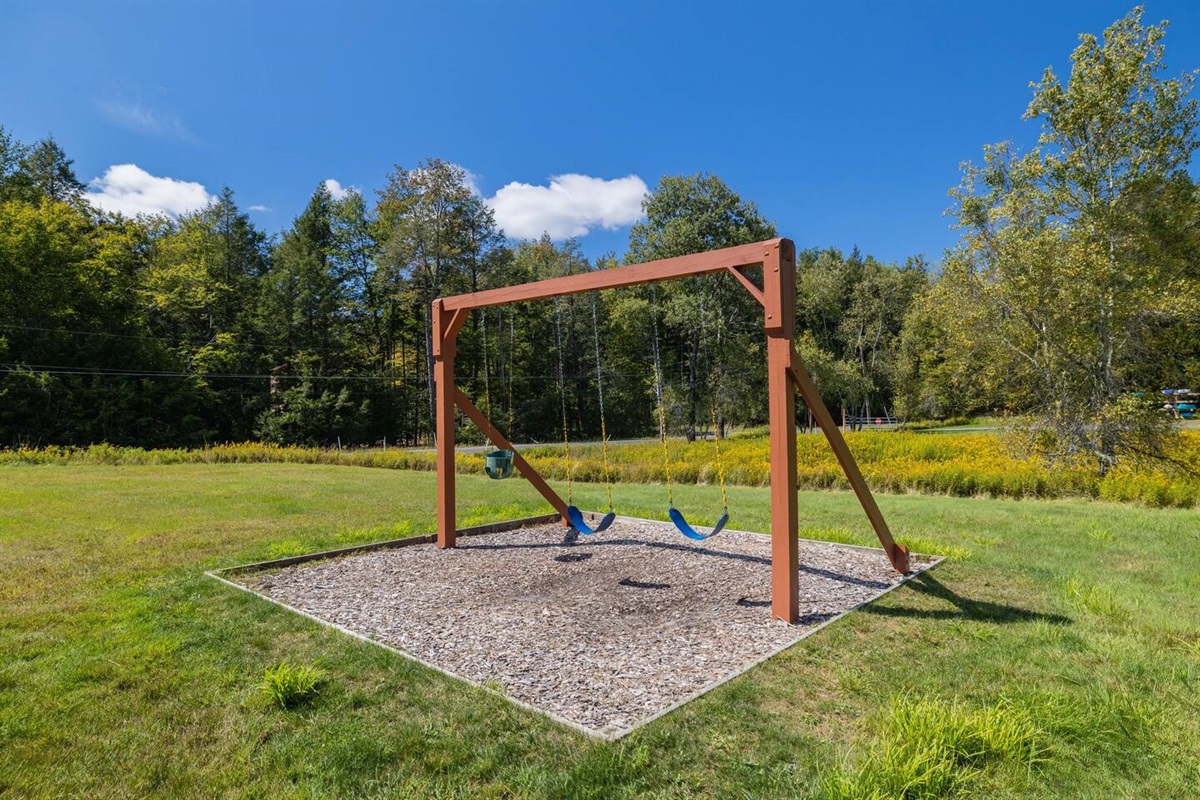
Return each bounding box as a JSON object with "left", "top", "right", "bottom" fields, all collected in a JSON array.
[
  {"left": 375, "top": 159, "right": 504, "bottom": 440},
  {"left": 18, "top": 136, "right": 86, "bottom": 204}
]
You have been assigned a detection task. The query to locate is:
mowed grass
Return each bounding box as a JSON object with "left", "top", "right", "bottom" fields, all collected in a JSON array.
[{"left": 1, "top": 464, "right": 1198, "bottom": 798}]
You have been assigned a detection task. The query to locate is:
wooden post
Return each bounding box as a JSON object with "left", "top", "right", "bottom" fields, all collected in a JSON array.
[
  {"left": 763, "top": 240, "right": 799, "bottom": 623},
  {"left": 433, "top": 301, "right": 465, "bottom": 549}
]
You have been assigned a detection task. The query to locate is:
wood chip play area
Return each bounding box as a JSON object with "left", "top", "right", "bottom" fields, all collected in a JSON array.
[
  {"left": 207, "top": 240, "right": 945, "bottom": 739},
  {"left": 216, "top": 516, "right": 938, "bottom": 739}
]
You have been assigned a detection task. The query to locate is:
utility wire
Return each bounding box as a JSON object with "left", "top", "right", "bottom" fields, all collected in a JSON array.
[
  {"left": 0, "top": 364, "right": 412, "bottom": 382},
  {"left": 0, "top": 322, "right": 398, "bottom": 355},
  {"left": 1, "top": 362, "right": 737, "bottom": 384}
]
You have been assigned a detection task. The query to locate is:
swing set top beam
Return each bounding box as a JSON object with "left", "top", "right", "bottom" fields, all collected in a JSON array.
[{"left": 437, "top": 238, "right": 785, "bottom": 313}]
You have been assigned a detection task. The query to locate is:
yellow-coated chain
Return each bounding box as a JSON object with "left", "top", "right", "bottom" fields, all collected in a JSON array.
[
  {"left": 712, "top": 403, "right": 728, "bottom": 511},
  {"left": 554, "top": 297, "right": 572, "bottom": 504},
  {"left": 600, "top": 414, "right": 612, "bottom": 510},
  {"left": 561, "top": 393, "right": 572, "bottom": 503},
  {"left": 590, "top": 293, "right": 613, "bottom": 511},
  {"left": 654, "top": 358, "right": 673, "bottom": 507}
]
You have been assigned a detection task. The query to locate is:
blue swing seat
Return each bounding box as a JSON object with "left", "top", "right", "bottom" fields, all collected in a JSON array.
[
  {"left": 567, "top": 505, "right": 616, "bottom": 535},
  {"left": 669, "top": 506, "right": 729, "bottom": 541}
]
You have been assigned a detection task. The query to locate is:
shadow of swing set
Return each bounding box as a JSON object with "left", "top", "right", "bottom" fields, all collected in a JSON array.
[{"left": 434, "top": 239, "right": 910, "bottom": 624}]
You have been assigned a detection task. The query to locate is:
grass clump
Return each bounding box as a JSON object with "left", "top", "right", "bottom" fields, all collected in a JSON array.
[
  {"left": 261, "top": 661, "right": 326, "bottom": 710},
  {"left": 822, "top": 696, "right": 1043, "bottom": 799},
  {"left": 1062, "top": 575, "right": 1130, "bottom": 622},
  {"left": 1030, "top": 685, "right": 1161, "bottom": 766}
]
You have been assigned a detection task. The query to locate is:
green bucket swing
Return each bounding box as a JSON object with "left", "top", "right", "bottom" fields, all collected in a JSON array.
[
  {"left": 481, "top": 307, "right": 516, "bottom": 481},
  {"left": 484, "top": 449, "right": 514, "bottom": 480}
]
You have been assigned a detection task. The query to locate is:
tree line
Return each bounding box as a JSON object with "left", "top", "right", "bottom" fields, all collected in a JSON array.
[
  {"left": 0, "top": 140, "right": 930, "bottom": 449},
  {"left": 2, "top": 8, "right": 1196, "bottom": 473}
]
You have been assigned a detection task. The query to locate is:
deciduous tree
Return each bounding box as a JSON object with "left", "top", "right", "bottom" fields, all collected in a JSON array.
[{"left": 945, "top": 6, "right": 1198, "bottom": 471}]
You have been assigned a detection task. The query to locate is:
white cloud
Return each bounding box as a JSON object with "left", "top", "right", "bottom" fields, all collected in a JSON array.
[
  {"left": 323, "top": 179, "right": 356, "bottom": 200},
  {"left": 86, "top": 164, "right": 216, "bottom": 218},
  {"left": 248, "top": 204, "right": 272, "bottom": 212},
  {"left": 486, "top": 174, "right": 648, "bottom": 240},
  {"left": 455, "top": 165, "right": 481, "bottom": 196},
  {"left": 97, "top": 99, "right": 194, "bottom": 141}
]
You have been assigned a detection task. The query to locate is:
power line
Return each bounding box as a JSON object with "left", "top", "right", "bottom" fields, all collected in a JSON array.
[
  {"left": 0, "top": 364, "right": 413, "bottom": 382},
  {"left": 0, "top": 362, "right": 743, "bottom": 385},
  {"left": 0, "top": 322, "right": 383, "bottom": 355}
]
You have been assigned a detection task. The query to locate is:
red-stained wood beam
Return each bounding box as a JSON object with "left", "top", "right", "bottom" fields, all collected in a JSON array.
[
  {"left": 439, "top": 239, "right": 786, "bottom": 312},
  {"left": 431, "top": 304, "right": 468, "bottom": 358},
  {"left": 764, "top": 240, "right": 799, "bottom": 623},
  {"left": 446, "top": 307, "right": 468, "bottom": 342},
  {"left": 454, "top": 389, "right": 570, "bottom": 522},
  {"left": 726, "top": 266, "right": 766, "bottom": 309},
  {"left": 788, "top": 350, "right": 910, "bottom": 574},
  {"left": 433, "top": 302, "right": 458, "bottom": 548}
]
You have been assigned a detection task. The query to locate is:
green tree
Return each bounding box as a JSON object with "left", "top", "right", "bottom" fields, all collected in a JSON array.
[
  {"left": 795, "top": 247, "right": 927, "bottom": 427},
  {"left": 627, "top": 173, "right": 777, "bottom": 439},
  {"left": 946, "top": 6, "right": 1198, "bottom": 471},
  {"left": 0, "top": 126, "right": 28, "bottom": 202},
  {"left": 628, "top": 173, "right": 776, "bottom": 261},
  {"left": 375, "top": 159, "right": 503, "bottom": 439},
  {"left": 17, "top": 136, "right": 86, "bottom": 204},
  {"left": 254, "top": 382, "right": 366, "bottom": 447},
  {"left": 256, "top": 183, "right": 374, "bottom": 443},
  {"left": 0, "top": 195, "right": 205, "bottom": 445},
  {"left": 143, "top": 188, "right": 271, "bottom": 439},
  {"left": 263, "top": 182, "right": 341, "bottom": 372},
  {"left": 896, "top": 278, "right": 1011, "bottom": 420}
]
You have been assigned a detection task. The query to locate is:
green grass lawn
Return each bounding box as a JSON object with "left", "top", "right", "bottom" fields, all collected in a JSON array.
[{"left": 1, "top": 463, "right": 1198, "bottom": 798}]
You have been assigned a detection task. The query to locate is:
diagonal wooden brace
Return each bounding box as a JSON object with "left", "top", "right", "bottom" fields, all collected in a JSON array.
[
  {"left": 725, "top": 266, "right": 766, "bottom": 309},
  {"left": 454, "top": 389, "right": 570, "bottom": 523},
  {"left": 788, "top": 349, "right": 910, "bottom": 574}
]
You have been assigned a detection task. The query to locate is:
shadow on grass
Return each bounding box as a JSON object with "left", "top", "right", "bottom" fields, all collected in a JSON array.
[{"left": 863, "top": 572, "right": 1073, "bottom": 626}]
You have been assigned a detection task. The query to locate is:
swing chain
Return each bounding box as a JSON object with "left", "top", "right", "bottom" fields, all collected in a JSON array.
[
  {"left": 651, "top": 285, "right": 673, "bottom": 507},
  {"left": 701, "top": 288, "right": 729, "bottom": 514},
  {"left": 712, "top": 402, "right": 728, "bottom": 512},
  {"left": 591, "top": 292, "right": 613, "bottom": 512},
  {"left": 506, "top": 310, "right": 516, "bottom": 436},
  {"left": 553, "top": 296, "right": 572, "bottom": 504},
  {"left": 480, "top": 308, "right": 492, "bottom": 420}
]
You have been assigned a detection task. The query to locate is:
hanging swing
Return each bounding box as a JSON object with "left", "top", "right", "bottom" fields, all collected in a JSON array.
[
  {"left": 484, "top": 449, "right": 514, "bottom": 479},
  {"left": 556, "top": 293, "right": 616, "bottom": 535},
  {"left": 652, "top": 286, "right": 730, "bottom": 541},
  {"left": 482, "top": 307, "right": 515, "bottom": 479}
]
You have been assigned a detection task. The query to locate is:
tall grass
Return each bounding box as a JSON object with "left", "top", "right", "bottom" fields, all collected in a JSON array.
[
  {"left": 3, "top": 431, "right": 1198, "bottom": 508},
  {"left": 260, "top": 661, "right": 326, "bottom": 710},
  {"left": 822, "top": 696, "right": 1044, "bottom": 799}
]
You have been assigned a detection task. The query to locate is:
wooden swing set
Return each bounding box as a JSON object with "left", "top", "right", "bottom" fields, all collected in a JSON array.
[{"left": 432, "top": 238, "right": 909, "bottom": 624}]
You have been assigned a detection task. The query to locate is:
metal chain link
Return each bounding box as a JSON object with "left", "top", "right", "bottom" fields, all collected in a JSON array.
[
  {"left": 553, "top": 296, "right": 572, "bottom": 504},
  {"left": 591, "top": 293, "right": 613, "bottom": 511}
]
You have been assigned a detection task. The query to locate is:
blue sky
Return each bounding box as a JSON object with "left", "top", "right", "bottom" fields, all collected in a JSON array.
[{"left": 2, "top": 0, "right": 1198, "bottom": 265}]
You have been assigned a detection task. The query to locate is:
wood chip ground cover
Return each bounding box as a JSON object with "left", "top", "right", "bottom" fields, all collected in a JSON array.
[{"left": 227, "top": 518, "right": 938, "bottom": 738}]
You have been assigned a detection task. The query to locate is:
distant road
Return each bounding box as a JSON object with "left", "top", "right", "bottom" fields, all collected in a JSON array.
[{"left": 404, "top": 438, "right": 659, "bottom": 454}]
